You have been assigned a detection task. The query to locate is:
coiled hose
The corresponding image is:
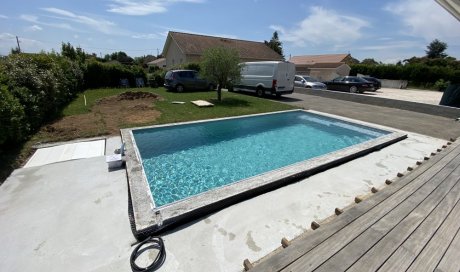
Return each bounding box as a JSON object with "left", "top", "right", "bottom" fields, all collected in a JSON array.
[{"left": 130, "top": 236, "right": 166, "bottom": 272}]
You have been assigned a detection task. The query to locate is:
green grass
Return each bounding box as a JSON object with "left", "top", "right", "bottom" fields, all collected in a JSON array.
[
  {"left": 63, "top": 87, "right": 297, "bottom": 124},
  {"left": 151, "top": 88, "right": 296, "bottom": 125}
]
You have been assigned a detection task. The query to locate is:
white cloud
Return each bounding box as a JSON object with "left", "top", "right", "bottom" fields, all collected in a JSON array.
[
  {"left": 385, "top": 0, "right": 460, "bottom": 43},
  {"left": 20, "top": 14, "right": 77, "bottom": 31},
  {"left": 41, "top": 8, "right": 117, "bottom": 34},
  {"left": 107, "top": 0, "right": 204, "bottom": 16},
  {"left": 273, "top": 6, "right": 369, "bottom": 48},
  {"left": 0, "top": 14, "right": 8, "bottom": 19},
  {"left": 26, "top": 25, "right": 43, "bottom": 32},
  {"left": 131, "top": 33, "right": 162, "bottom": 39},
  {"left": 357, "top": 40, "right": 422, "bottom": 51}
]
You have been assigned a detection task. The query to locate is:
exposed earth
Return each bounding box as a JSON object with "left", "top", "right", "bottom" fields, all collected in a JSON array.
[{"left": 41, "top": 91, "right": 161, "bottom": 141}]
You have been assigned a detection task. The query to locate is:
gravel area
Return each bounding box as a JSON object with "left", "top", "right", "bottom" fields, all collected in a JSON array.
[{"left": 364, "top": 88, "right": 443, "bottom": 105}]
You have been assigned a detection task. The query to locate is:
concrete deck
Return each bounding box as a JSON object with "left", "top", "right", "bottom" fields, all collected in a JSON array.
[{"left": 250, "top": 139, "right": 460, "bottom": 272}]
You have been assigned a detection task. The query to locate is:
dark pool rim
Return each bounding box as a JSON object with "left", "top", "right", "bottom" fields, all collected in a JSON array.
[{"left": 121, "top": 110, "right": 407, "bottom": 240}]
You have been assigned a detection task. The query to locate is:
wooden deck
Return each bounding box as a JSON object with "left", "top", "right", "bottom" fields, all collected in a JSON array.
[{"left": 250, "top": 140, "right": 460, "bottom": 272}]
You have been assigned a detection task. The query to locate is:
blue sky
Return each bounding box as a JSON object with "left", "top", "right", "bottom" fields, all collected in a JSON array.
[{"left": 1, "top": 0, "right": 459, "bottom": 63}]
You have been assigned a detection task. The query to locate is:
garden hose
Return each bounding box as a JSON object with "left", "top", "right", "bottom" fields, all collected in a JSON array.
[{"left": 130, "top": 236, "right": 166, "bottom": 272}]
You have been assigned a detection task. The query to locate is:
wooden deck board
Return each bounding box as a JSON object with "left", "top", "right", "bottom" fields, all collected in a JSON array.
[
  {"left": 251, "top": 141, "right": 460, "bottom": 272},
  {"left": 435, "top": 225, "right": 460, "bottom": 272},
  {"left": 407, "top": 194, "right": 460, "bottom": 272},
  {"left": 348, "top": 170, "right": 460, "bottom": 272},
  {"left": 282, "top": 150, "right": 460, "bottom": 272}
]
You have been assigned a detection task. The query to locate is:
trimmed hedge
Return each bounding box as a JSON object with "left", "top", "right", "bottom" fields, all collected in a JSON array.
[
  {"left": 350, "top": 63, "right": 460, "bottom": 85},
  {"left": 84, "top": 60, "right": 146, "bottom": 89}
]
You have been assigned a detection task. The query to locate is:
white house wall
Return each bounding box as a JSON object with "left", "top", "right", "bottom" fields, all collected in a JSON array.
[{"left": 165, "top": 40, "right": 186, "bottom": 69}]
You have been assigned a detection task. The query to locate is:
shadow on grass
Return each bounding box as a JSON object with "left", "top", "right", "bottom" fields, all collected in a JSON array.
[{"left": 210, "top": 97, "right": 251, "bottom": 107}]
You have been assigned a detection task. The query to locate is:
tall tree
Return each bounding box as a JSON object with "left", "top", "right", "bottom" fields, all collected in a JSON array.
[
  {"left": 426, "top": 39, "right": 448, "bottom": 59},
  {"left": 264, "top": 31, "right": 284, "bottom": 58},
  {"left": 201, "top": 46, "right": 241, "bottom": 101}
]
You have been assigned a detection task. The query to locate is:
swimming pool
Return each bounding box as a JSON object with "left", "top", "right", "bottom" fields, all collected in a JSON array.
[{"left": 122, "top": 110, "right": 406, "bottom": 235}]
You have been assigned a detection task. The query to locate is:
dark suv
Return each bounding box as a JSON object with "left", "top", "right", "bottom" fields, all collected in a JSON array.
[{"left": 164, "top": 70, "right": 215, "bottom": 92}]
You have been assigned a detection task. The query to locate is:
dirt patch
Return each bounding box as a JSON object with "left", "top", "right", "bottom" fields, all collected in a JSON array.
[{"left": 40, "top": 91, "right": 162, "bottom": 141}]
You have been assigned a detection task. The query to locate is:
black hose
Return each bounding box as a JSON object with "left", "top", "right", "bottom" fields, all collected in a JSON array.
[{"left": 130, "top": 236, "right": 166, "bottom": 272}]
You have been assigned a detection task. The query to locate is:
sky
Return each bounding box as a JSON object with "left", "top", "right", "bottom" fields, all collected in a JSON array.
[{"left": 1, "top": 0, "right": 459, "bottom": 63}]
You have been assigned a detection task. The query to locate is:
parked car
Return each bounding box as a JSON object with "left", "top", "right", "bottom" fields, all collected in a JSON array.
[
  {"left": 164, "top": 70, "right": 215, "bottom": 92},
  {"left": 233, "top": 61, "right": 295, "bottom": 97},
  {"left": 360, "top": 76, "right": 381, "bottom": 90},
  {"left": 294, "top": 75, "right": 327, "bottom": 90},
  {"left": 323, "top": 76, "right": 375, "bottom": 93}
]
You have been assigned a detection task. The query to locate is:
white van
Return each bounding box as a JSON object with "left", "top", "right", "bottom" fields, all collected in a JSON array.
[{"left": 233, "top": 61, "right": 295, "bottom": 97}]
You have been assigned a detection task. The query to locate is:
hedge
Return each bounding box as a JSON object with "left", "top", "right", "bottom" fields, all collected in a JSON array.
[
  {"left": 350, "top": 63, "right": 460, "bottom": 84},
  {"left": 0, "top": 53, "right": 84, "bottom": 145},
  {"left": 84, "top": 60, "right": 146, "bottom": 89}
]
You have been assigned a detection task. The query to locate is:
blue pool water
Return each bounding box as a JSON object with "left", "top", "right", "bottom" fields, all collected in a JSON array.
[{"left": 133, "top": 111, "right": 389, "bottom": 207}]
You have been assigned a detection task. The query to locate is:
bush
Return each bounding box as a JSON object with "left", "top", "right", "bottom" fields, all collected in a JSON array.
[
  {"left": 0, "top": 52, "right": 84, "bottom": 145},
  {"left": 350, "top": 63, "right": 460, "bottom": 85},
  {"left": 84, "top": 60, "right": 146, "bottom": 88},
  {"left": 148, "top": 69, "right": 166, "bottom": 87},
  {"left": 434, "top": 79, "right": 450, "bottom": 91},
  {"left": 0, "top": 87, "right": 27, "bottom": 145}
]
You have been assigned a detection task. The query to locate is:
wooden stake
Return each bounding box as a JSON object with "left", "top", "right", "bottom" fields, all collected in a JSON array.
[
  {"left": 416, "top": 161, "right": 422, "bottom": 165},
  {"left": 311, "top": 221, "right": 320, "bottom": 230},
  {"left": 355, "top": 196, "right": 363, "bottom": 203},
  {"left": 385, "top": 179, "right": 393, "bottom": 185},
  {"left": 407, "top": 166, "right": 414, "bottom": 171},
  {"left": 397, "top": 172, "right": 404, "bottom": 177},
  {"left": 243, "top": 259, "right": 253, "bottom": 271},
  {"left": 371, "top": 187, "right": 379, "bottom": 193},
  {"left": 281, "top": 237, "right": 290, "bottom": 248},
  {"left": 335, "top": 207, "right": 344, "bottom": 215}
]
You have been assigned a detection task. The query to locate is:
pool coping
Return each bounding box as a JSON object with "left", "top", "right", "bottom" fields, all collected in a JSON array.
[{"left": 121, "top": 110, "right": 407, "bottom": 236}]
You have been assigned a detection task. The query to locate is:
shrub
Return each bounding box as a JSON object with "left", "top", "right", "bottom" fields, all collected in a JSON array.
[
  {"left": 0, "top": 86, "right": 27, "bottom": 145},
  {"left": 0, "top": 52, "right": 84, "bottom": 140},
  {"left": 434, "top": 79, "right": 450, "bottom": 91},
  {"left": 84, "top": 60, "right": 146, "bottom": 88}
]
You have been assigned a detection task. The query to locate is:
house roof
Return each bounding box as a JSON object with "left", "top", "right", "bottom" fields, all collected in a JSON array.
[
  {"left": 290, "top": 54, "right": 350, "bottom": 65},
  {"left": 164, "top": 31, "right": 283, "bottom": 61},
  {"left": 147, "top": 58, "right": 166, "bottom": 65}
]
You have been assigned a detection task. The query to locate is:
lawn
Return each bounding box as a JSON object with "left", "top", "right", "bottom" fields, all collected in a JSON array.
[{"left": 0, "top": 87, "right": 297, "bottom": 183}]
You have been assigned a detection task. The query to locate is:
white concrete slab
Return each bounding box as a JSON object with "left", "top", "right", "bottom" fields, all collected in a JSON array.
[
  {"left": 0, "top": 157, "right": 133, "bottom": 272},
  {"left": 191, "top": 100, "right": 214, "bottom": 107},
  {"left": 24, "top": 140, "right": 106, "bottom": 168},
  {"left": 0, "top": 130, "right": 447, "bottom": 272}
]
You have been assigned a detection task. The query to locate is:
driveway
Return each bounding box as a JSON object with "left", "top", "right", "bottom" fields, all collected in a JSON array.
[{"left": 363, "top": 88, "right": 443, "bottom": 105}]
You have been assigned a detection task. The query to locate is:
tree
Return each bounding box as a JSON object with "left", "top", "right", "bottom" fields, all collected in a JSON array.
[
  {"left": 426, "top": 39, "right": 448, "bottom": 59},
  {"left": 61, "top": 42, "right": 86, "bottom": 63},
  {"left": 264, "top": 31, "right": 284, "bottom": 58},
  {"left": 361, "top": 58, "right": 380, "bottom": 65},
  {"left": 201, "top": 46, "right": 241, "bottom": 101}
]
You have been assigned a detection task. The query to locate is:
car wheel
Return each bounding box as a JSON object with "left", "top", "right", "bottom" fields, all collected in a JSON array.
[
  {"left": 349, "top": 86, "right": 358, "bottom": 93},
  {"left": 176, "top": 85, "right": 184, "bottom": 93},
  {"left": 256, "top": 87, "right": 264, "bottom": 97}
]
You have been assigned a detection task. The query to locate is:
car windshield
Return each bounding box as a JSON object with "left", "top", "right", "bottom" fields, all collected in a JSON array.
[{"left": 302, "top": 76, "right": 319, "bottom": 82}]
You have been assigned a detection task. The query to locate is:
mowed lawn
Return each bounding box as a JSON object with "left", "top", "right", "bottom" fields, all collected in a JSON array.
[{"left": 63, "top": 87, "right": 297, "bottom": 127}]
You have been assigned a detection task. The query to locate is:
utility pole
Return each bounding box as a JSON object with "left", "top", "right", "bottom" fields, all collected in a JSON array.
[{"left": 16, "top": 36, "right": 21, "bottom": 53}]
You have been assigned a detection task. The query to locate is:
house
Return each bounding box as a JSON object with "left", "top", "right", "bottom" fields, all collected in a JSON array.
[
  {"left": 162, "top": 31, "right": 283, "bottom": 68},
  {"left": 147, "top": 58, "right": 166, "bottom": 68},
  {"left": 289, "top": 54, "right": 352, "bottom": 81}
]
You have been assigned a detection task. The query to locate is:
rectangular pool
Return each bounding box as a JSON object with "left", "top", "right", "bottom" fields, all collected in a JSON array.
[{"left": 122, "top": 110, "right": 406, "bottom": 236}]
